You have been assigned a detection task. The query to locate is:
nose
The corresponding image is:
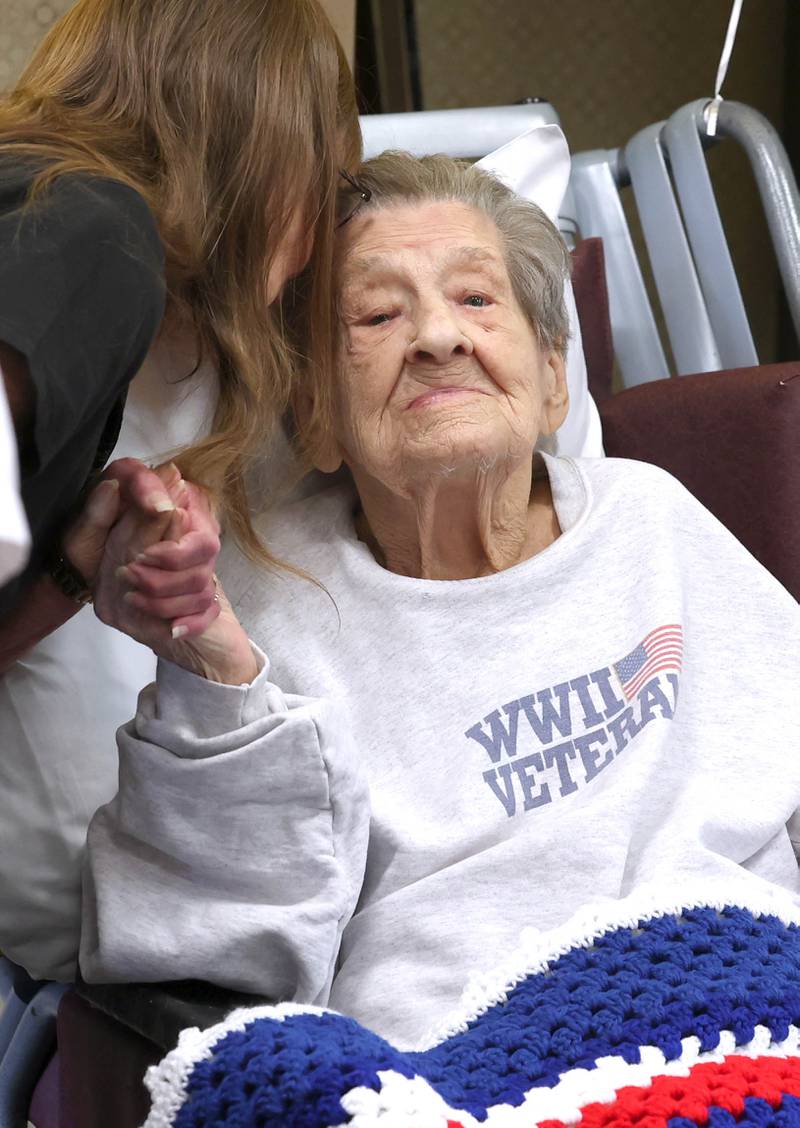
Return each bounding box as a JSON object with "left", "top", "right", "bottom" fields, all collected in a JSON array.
[{"left": 405, "top": 304, "right": 474, "bottom": 365}]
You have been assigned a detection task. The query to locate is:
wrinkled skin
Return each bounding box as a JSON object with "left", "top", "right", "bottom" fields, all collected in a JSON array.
[
  {"left": 86, "top": 462, "right": 256, "bottom": 685},
  {"left": 312, "top": 200, "right": 569, "bottom": 580},
  {"left": 109, "top": 199, "right": 571, "bottom": 682}
]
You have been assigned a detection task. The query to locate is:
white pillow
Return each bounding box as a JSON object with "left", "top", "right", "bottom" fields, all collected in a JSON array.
[
  {"left": 476, "top": 124, "right": 604, "bottom": 459},
  {"left": 0, "top": 369, "right": 30, "bottom": 587}
]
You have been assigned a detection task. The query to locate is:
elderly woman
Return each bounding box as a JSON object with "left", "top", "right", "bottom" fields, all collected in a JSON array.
[{"left": 80, "top": 154, "right": 800, "bottom": 1048}]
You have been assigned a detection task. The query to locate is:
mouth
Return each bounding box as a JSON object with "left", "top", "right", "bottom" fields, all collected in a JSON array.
[{"left": 406, "top": 387, "right": 487, "bottom": 411}]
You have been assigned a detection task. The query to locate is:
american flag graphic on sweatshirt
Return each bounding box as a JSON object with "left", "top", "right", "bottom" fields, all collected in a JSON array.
[{"left": 613, "top": 624, "right": 684, "bottom": 700}]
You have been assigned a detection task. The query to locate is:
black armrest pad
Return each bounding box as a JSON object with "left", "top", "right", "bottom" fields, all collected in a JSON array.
[{"left": 75, "top": 978, "right": 271, "bottom": 1051}]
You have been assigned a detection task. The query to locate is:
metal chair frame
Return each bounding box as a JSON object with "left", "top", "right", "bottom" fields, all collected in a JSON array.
[
  {"left": 361, "top": 98, "right": 800, "bottom": 388},
  {"left": 0, "top": 958, "right": 66, "bottom": 1128}
]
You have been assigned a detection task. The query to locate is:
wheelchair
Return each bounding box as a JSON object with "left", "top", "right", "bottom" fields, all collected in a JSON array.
[{"left": 4, "top": 93, "right": 800, "bottom": 1127}]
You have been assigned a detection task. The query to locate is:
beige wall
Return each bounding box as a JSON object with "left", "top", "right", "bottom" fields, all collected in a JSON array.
[
  {"left": 320, "top": 0, "right": 356, "bottom": 70},
  {"left": 414, "top": 1, "right": 785, "bottom": 149},
  {"left": 413, "top": 0, "right": 789, "bottom": 362},
  {"left": 0, "top": 0, "right": 71, "bottom": 88},
  {"left": 0, "top": 0, "right": 356, "bottom": 88}
]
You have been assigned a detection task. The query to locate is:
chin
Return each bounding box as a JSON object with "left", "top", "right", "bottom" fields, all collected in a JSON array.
[{"left": 404, "top": 431, "right": 522, "bottom": 480}]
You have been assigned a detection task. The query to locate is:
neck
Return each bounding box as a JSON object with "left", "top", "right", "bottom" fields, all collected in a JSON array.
[{"left": 352, "top": 455, "right": 560, "bottom": 580}]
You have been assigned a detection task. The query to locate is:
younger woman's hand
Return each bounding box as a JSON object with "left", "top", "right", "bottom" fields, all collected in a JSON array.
[
  {"left": 92, "top": 477, "right": 258, "bottom": 685},
  {"left": 62, "top": 458, "right": 183, "bottom": 586}
]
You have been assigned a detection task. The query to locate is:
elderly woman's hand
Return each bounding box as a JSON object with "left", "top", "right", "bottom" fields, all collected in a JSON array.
[{"left": 92, "top": 471, "right": 259, "bottom": 686}]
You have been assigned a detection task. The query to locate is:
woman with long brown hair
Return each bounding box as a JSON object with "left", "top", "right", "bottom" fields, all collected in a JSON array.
[{"left": 0, "top": 0, "right": 362, "bottom": 981}]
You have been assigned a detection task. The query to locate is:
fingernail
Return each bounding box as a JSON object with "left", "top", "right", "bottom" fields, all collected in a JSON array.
[
  {"left": 135, "top": 552, "right": 151, "bottom": 563},
  {"left": 148, "top": 494, "right": 175, "bottom": 513},
  {"left": 115, "top": 565, "right": 131, "bottom": 582},
  {"left": 123, "top": 591, "right": 137, "bottom": 604},
  {"left": 171, "top": 625, "right": 189, "bottom": 640}
]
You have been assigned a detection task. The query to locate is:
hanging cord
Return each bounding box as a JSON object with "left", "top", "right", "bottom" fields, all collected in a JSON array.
[{"left": 705, "top": 0, "right": 744, "bottom": 137}]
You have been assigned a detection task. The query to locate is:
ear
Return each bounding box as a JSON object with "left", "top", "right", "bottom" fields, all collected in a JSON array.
[
  {"left": 292, "top": 389, "right": 344, "bottom": 475},
  {"left": 538, "top": 350, "right": 569, "bottom": 436}
]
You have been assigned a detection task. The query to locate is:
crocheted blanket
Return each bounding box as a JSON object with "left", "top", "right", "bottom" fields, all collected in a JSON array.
[{"left": 142, "top": 883, "right": 800, "bottom": 1127}]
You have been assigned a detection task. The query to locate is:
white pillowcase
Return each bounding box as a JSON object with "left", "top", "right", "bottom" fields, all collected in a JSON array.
[
  {"left": 0, "top": 368, "right": 30, "bottom": 587},
  {"left": 476, "top": 123, "right": 604, "bottom": 459}
]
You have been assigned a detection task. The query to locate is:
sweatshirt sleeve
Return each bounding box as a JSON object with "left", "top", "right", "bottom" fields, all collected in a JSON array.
[{"left": 79, "top": 647, "right": 370, "bottom": 1006}]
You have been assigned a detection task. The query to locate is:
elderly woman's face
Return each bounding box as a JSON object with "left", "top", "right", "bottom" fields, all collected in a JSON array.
[{"left": 324, "top": 200, "right": 567, "bottom": 489}]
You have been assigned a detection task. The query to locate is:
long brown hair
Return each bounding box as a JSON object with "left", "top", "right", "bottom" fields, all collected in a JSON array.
[{"left": 0, "top": 0, "right": 360, "bottom": 563}]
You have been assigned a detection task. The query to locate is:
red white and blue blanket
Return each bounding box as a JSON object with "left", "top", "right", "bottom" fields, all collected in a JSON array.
[{"left": 142, "top": 884, "right": 800, "bottom": 1127}]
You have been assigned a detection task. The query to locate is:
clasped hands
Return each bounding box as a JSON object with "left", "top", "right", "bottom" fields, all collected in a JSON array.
[{"left": 66, "top": 459, "right": 259, "bottom": 686}]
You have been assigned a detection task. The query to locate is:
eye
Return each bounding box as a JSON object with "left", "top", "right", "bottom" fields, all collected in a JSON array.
[
  {"left": 366, "top": 312, "right": 394, "bottom": 326},
  {"left": 463, "top": 294, "right": 489, "bottom": 308}
]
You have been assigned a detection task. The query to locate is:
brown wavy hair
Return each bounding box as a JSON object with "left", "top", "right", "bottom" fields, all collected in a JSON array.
[{"left": 0, "top": 0, "right": 360, "bottom": 564}]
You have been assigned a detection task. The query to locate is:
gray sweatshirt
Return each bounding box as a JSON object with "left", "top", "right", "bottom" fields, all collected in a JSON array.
[{"left": 80, "top": 456, "right": 800, "bottom": 1048}]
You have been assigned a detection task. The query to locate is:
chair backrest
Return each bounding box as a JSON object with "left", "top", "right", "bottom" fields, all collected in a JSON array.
[
  {"left": 360, "top": 100, "right": 800, "bottom": 391},
  {"left": 599, "top": 362, "right": 800, "bottom": 601},
  {"left": 360, "top": 101, "right": 560, "bottom": 161}
]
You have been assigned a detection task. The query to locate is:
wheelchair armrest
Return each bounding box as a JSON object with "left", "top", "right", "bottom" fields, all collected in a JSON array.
[
  {"left": 599, "top": 360, "right": 800, "bottom": 601},
  {"left": 57, "top": 981, "right": 273, "bottom": 1127},
  {"left": 74, "top": 977, "right": 271, "bottom": 1051}
]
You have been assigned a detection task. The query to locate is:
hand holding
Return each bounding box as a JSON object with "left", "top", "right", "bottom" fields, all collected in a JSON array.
[
  {"left": 62, "top": 457, "right": 182, "bottom": 585},
  {"left": 92, "top": 473, "right": 258, "bottom": 686}
]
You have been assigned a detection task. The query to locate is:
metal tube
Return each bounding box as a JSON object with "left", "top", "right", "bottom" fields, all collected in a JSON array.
[{"left": 697, "top": 101, "right": 800, "bottom": 342}]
